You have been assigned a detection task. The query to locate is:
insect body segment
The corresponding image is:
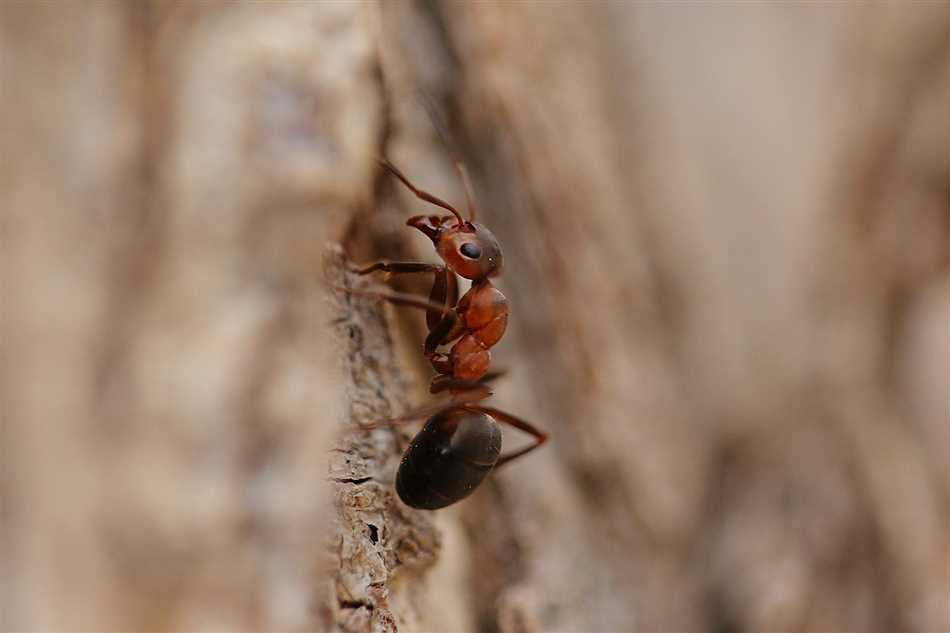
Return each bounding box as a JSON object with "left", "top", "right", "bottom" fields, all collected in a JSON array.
[
  {"left": 456, "top": 282, "right": 509, "bottom": 380},
  {"left": 395, "top": 407, "right": 502, "bottom": 510}
]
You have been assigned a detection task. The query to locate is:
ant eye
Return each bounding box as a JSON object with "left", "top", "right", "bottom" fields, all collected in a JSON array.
[{"left": 460, "top": 243, "right": 481, "bottom": 259}]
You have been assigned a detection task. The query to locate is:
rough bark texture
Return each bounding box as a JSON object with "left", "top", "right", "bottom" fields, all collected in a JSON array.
[{"left": 2, "top": 2, "right": 948, "bottom": 632}]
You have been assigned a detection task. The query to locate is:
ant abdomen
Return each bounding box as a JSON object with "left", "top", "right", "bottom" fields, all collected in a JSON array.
[{"left": 396, "top": 408, "right": 502, "bottom": 510}]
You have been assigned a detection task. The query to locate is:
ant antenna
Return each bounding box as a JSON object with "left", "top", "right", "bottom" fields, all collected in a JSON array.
[
  {"left": 379, "top": 158, "right": 465, "bottom": 226},
  {"left": 455, "top": 161, "right": 476, "bottom": 222},
  {"left": 418, "top": 94, "right": 478, "bottom": 222}
]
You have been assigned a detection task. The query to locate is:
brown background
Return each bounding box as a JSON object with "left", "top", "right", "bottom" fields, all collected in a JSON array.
[{"left": 2, "top": 2, "right": 948, "bottom": 632}]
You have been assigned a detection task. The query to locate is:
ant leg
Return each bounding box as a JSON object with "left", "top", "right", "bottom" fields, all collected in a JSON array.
[
  {"left": 428, "top": 369, "right": 506, "bottom": 395},
  {"left": 336, "top": 286, "right": 451, "bottom": 315},
  {"left": 358, "top": 388, "right": 489, "bottom": 431},
  {"left": 380, "top": 159, "right": 465, "bottom": 225},
  {"left": 423, "top": 310, "right": 466, "bottom": 376},
  {"left": 424, "top": 310, "right": 463, "bottom": 354},
  {"left": 427, "top": 267, "right": 459, "bottom": 330},
  {"left": 453, "top": 161, "right": 477, "bottom": 222},
  {"left": 478, "top": 368, "right": 508, "bottom": 384},
  {"left": 429, "top": 375, "right": 494, "bottom": 400},
  {"left": 463, "top": 405, "right": 548, "bottom": 468},
  {"left": 351, "top": 262, "right": 457, "bottom": 329},
  {"left": 357, "top": 400, "right": 456, "bottom": 430},
  {"left": 338, "top": 284, "right": 463, "bottom": 373},
  {"left": 354, "top": 261, "right": 442, "bottom": 276}
]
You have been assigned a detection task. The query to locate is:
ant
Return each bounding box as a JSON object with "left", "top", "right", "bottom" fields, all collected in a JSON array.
[{"left": 340, "top": 158, "right": 548, "bottom": 509}]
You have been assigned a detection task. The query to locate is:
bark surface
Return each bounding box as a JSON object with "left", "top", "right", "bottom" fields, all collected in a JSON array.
[{"left": 2, "top": 3, "right": 948, "bottom": 632}]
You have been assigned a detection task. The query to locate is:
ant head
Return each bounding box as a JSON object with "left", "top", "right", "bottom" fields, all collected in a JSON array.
[{"left": 408, "top": 215, "right": 503, "bottom": 280}]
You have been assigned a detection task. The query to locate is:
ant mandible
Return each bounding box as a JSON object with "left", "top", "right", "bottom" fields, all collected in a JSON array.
[{"left": 341, "top": 158, "right": 548, "bottom": 509}]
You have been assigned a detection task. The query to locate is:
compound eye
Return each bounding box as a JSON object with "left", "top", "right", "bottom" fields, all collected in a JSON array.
[{"left": 460, "top": 243, "right": 482, "bottom": 259}]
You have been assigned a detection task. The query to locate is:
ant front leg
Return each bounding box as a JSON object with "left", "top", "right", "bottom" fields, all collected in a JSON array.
[
  {"left": 337, "top": 279, "right": 463, "bottom": 373},
  {"left": 463, "top": 405, "right": 548, "bottom": 468},
  {"left": 349, "top": 263, "right": 459, "bottom": 331},
  {"left": 422, "top": 309, "right": 466, "bottom": 376},
  {"left": 354, "top": 261, "right": 441, "bottom": 276},
  {"left": 426, "top": 267, "right": 459, "bottom": 330}
]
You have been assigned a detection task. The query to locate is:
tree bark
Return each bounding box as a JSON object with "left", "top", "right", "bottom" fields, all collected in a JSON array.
[{"left": 2, "top": 2, "right": 948, "bottom": 632}]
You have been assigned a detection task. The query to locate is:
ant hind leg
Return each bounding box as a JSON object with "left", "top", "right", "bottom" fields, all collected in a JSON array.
[
  {"left": 463, "top": 405, "right": 548, "bottom": 468},
  {"left": 356, "top": 399, "right": 456, "bottom": 431}
]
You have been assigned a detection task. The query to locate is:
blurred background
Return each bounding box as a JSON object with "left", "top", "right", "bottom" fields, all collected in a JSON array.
[{"left": 2, "top": 2, "right": 948, "bottom": 632}]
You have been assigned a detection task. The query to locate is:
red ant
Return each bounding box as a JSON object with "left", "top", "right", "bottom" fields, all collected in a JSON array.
[{"left": 340, "top": 159, "right": 548, "bottom": 509}]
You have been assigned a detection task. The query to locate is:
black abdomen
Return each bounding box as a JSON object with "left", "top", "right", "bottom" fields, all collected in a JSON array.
[{"left": 396, "top": 408, "right": 502, "bottom": 510}]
